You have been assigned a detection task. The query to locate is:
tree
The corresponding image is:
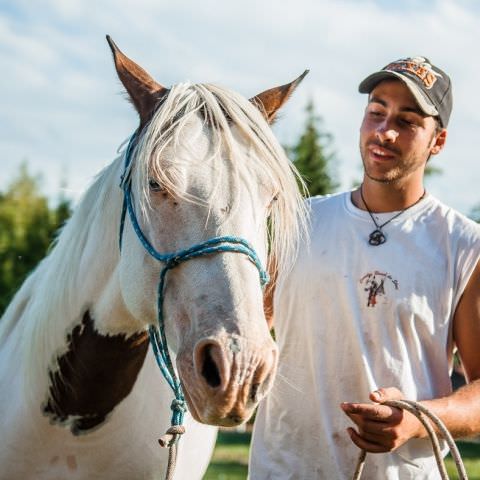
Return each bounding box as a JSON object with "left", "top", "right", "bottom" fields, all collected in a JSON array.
[
  {"left": 288, "top": 100, "right": 339, "bottom": 197},
  {"left": 469, "top": 204, "right": 480, "bottom": 223},
  {"left": 0, "top": 163, "right": 72, "bottom": 315},
  {"left": 424, "top": 164, "right": 442, "bottom": 178}
]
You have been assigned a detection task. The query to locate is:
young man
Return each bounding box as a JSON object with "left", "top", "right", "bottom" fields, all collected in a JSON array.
[{"left": 250, "top": 57, "right": 480, "bottom": 479}]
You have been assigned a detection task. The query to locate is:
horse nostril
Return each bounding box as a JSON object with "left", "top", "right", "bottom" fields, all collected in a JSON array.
[
  {"left": 228, "top": 413, "right": 242, "bottom": 424},
  {"left": 201, "top": 345, "right": 221, "bottom": 388}
]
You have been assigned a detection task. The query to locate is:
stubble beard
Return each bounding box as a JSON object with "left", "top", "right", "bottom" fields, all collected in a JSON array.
[{"left": 359, "top": 141, "right": 429, "bottom": 185}]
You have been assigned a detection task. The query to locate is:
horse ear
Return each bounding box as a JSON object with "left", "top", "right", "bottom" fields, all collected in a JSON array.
[
  {"left": 106, "top": 35, "right": 167, "bottom": 125},
  {"left": 250, "top": 70, "right": 309, "bottom": 124}
]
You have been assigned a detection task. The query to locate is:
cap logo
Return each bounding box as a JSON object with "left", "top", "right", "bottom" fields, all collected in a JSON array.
[{"left": 385, "top": 57, "right": 442, "bottom": 90}]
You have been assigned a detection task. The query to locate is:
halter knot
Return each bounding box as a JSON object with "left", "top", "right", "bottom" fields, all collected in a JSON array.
[
  {"left": 170, "top": 399, "right": 187, "bottom": 414},
  {"left": 158, "top": 425, "right": 186, "bottom": 448},
  {"left": 167, "top": 256, "right": 182, "bottom": 268}
]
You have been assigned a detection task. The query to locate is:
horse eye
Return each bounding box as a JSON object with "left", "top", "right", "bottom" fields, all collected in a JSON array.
[{"left": 148, "top": 179, "right": 162, "bottom": 192}]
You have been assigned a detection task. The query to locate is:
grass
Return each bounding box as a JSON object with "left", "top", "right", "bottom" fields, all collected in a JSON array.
[
  {"left": 446, "top": 441, "right": 480, "bottom": 479},
  {"left": 203, "top": 430, "right": 249, "bottom": 480},
  {"left": 204, "top": 430, "right": 480, "bottom": 479}
]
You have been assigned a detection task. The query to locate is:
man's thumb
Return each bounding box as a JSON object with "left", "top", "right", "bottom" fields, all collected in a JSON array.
[{"left": 369, "top": 387, "right": 403, "bottom": 403}]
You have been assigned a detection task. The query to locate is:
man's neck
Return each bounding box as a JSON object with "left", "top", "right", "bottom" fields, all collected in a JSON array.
[{"left": 351, "top": 178, "right": 426, "bottom": 213}]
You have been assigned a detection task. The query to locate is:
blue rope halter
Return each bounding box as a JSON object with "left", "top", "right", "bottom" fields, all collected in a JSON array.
[{"left": 118, "top": 132, "right": 269, "bottom": 442}]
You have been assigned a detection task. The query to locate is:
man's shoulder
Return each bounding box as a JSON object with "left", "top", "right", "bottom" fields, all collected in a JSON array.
[
  {"left": 429, "top": 196, "right": 480, "bottom": 234},
  {"left": 306, "top": 191, "right": 348, "bottom": 211},
  {"left": 305, "top": 192, "right": 351, "bottom": 231}
]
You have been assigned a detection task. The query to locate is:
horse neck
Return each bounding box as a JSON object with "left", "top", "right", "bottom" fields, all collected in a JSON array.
[
  {"left": 4, "top": 156, "right": 139, "bottom": 398},
  {"left": 45, "top": 157, "right": 125, "bottom": 318}
]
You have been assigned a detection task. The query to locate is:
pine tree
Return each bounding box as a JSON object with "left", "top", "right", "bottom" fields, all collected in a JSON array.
[
  {"left": 289, "top": 100, "right": 338, "bottom": 197},
  {"left": 469, "top": 204, "right": 480, "bottom": 223}
]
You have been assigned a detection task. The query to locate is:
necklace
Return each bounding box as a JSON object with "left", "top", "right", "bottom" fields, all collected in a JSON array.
[{"left": 360, "top": 186, "right": 426, "bottom": 246}]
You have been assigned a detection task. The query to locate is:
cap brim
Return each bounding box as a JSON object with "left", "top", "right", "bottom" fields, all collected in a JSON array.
[{"left": 359, "top": 71, "right": 438, "bottom": 117}]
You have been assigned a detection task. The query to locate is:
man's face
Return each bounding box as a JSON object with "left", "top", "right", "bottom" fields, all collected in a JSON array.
[{"left": 359, "top": 79, "right": 446, "bottom": 184}]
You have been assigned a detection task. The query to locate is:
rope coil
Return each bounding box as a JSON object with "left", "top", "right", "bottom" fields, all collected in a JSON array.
[{"left": 352, "top": 399, "right": 468, "bottom": 480}]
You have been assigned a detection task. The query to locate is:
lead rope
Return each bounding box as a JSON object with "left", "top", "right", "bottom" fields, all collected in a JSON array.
[
  {"left": 352, "top": 399, "right": 468, "bottom": 480},
  {"left": 118, "top": 133, "right": 269, "bottom": 480},
  {"left": 158, "top": 425, "right": 185, "bottom": 480}
]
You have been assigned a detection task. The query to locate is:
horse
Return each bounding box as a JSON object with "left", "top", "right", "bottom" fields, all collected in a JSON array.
[{"left": 0, "top": 36, "right": 307, "bottom": 480}]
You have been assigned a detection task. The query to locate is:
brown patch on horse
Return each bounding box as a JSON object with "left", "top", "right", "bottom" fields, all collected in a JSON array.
[
  {"left": 106, "top": 35, "right": 168, "bottom": 126},
  {"left": 42, "top": 311, "right": 149, "bottom": 435},
  {"left": 250, "top": 70, "right": 309, "bottom": 123}
]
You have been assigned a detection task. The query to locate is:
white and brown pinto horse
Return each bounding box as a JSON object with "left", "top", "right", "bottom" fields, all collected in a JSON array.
[{"left": 0, "top": 37, "right": 307, "bottom": 479}]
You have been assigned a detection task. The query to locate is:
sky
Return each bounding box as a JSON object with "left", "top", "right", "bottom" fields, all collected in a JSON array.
[{"left": 1, "top": 0, "right": 480, "bottom": 215}]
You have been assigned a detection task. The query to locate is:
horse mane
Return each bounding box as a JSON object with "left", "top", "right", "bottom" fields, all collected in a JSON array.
[
  {"left": 0, "top": 161, "right": 125, "bottom": 395},
  {"left": 1, "top": 81, "right": 307, "bottom": 398}
]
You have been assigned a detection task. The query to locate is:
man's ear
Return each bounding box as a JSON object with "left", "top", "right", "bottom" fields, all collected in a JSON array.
[
  {"left": 250, "top": 70, "right": 309, "bottom": 124},
  {"left": 431, "top": 129, "right": 447, "bottom": 155}
]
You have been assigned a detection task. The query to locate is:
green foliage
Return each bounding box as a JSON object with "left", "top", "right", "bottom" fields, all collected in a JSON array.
[
  {"left": 0, "top": 163, "right": 72, "bottom": 316},
  {"left": 424, "top": 163, "right": 442, "bottom": 178},
  {"left": 288, "top": 99, "right": 338, "bottom": 197},
  {"left": 469, "top": 204, "right": 480, "bottom": 223}
]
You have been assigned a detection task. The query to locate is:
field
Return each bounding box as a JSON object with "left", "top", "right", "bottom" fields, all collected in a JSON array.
[{"left": 204, "top": 430, "right": 480, "bottom": 479}]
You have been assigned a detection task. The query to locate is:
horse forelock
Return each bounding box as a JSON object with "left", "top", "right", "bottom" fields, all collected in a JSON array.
[{"left": 130, "top": 82, "right": 308, "bottom": 276}]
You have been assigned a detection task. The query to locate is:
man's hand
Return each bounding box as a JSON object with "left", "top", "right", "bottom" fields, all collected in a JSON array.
[{"left": 340, "top": 387, "right": 423, "bottom": 453}]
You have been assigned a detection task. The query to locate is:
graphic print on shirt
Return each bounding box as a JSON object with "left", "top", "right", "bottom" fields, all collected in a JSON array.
[{"left": 359, "top": 271, "right": 399, "bottom": 307}]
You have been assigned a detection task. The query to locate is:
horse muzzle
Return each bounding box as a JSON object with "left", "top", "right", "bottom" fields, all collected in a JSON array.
[{"left": 177, "top": 334, "right": 278, "bottom": 426}]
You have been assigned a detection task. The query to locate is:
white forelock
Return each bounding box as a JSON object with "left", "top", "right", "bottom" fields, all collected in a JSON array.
[{"left": 132, "top": 82, "right": 308, "bottom": 275}]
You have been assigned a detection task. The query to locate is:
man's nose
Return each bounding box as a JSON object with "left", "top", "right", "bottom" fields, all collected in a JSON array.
[{"left": 376, "top": 121, "right": 399, "bottom": 143}]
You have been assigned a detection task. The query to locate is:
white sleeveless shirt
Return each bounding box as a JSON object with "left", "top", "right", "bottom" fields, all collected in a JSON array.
[{"left": 250, "top": 192, "right": 480, "bottom": 479}]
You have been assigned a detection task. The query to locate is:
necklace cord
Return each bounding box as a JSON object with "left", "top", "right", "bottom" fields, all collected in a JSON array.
[{"left": 360, "top": 186, "right": 426, "bottom": 246}]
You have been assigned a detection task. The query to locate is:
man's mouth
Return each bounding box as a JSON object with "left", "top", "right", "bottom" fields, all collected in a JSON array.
[{"left": 368, "top": 144, "right": 398, "bottom": 160}]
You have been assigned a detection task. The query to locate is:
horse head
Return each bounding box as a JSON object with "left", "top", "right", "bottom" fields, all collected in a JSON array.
[{"left": 101, "top": 37, "right": 308, "bottom": 427}]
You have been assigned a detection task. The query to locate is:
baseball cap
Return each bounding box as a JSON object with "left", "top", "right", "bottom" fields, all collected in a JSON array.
[{"left": 358, "top": 56, "right": 452, "bottom": 127}]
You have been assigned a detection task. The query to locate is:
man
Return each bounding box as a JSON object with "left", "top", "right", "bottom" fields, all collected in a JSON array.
[{"left": 250, "top": 57, "right": 480, "bottom": 479}]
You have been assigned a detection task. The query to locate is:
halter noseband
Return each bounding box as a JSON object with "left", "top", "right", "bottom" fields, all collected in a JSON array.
[{"left": 118, "top": 132, "right": 269, "bottom": 441}]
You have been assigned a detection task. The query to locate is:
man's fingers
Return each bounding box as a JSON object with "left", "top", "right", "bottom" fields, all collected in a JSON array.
[
  {"left": 346, "top": 414, "right": 398, "bottom": 441},
  {"left": 346, "top": 428, "right": 391, "bottom": 453},
  {"left": 341, "top": 402, "right": 398, "bottom": 422},
  {"left": 357, "top": 424, "right": 397, "bottom": 443}
]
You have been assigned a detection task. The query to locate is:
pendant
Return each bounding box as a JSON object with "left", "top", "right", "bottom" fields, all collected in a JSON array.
[{"left": 369, "top": 229, "right": 386, "bottom": 246}]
